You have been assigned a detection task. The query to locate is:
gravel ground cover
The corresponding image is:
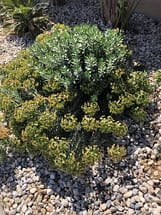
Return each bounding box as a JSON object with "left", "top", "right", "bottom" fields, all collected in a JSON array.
[{"left": 0, "top": 0, "right": 161, "bottom": 214}]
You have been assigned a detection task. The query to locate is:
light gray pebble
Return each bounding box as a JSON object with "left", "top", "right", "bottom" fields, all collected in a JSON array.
[
  {"left": 153, "top": 179, "right": 160, "bottom": 184},
  {"left": 79, "top": 211, "right": 88, "bottom": 215},
  {"left": 16, "top": 201, "right": 23, "bottom": 211},
  {"left": 126, "top": 185, "right": 134, "bottom": 189},
  {"left": 110, "top": 206, "right": 117, "bottom": 213},
  {"left": 144, "top": 193, "right": 151, "bottom": 202},
  {"left": 50, "top": 213, "right": 57, "bottom": 215},
  {"left": 123, "top": 190, "right": 133, "bottom": 199},
  {"left": 26, "top": 178, "right": 33, "bottom": 184},
  {"left": 150, "top": 207, "right": 161, "bottom": 215},
  {"left": 129, "top": 202, "right": 135, "bottom": 210},
  {"left": 62, "top": 199, "right": 69, "bottom": 207},
  {"left": 144, "top": 203, "right": 150, "bottom": 210},
  {"left": 149, "top": 195, "right": 161, "bottom": 204},
  {"left": 27, "top": 201, "right": 33, "bottom": 207},
  {"left": 113, "top": 184, "right": 120, "bottom": 192},
  {"left": 126, "top": 198, "right": 131, "bottom": 207},
  {"left": 135, "top": 202, "right": 143, "bottom": 210},
  {"left": 151, "top": 202, "right": 159, "bottom": 208},
  {"left": 132, "top": 178, "right": 138, "bottom": 184},
  {"left": 36, "top": 194, "right": 43, "bottom": 203},
  {"left": 54, "top": 199, "right": 61, "bottom": 207},
  {"left": 139, "top": 185, "right": 148, "bottom": 194},
  {"left": 9, "top": 209, "right": 17, "bottom": 215},
  {"left": 147, "top": 180, "right": 154, "bottom": 187},
  {"left": 119, "top": 187, "right": 128, "bottom": 194},
  {"left": 93, "top": 210, "right": 100, "bottom": 215},
  {"left": 25, "top": 210, "right": 32, "bottom": 215},
  {"left": 46, "top": 188, "right": 54, "bottom": 195},
  {"left": 104, "top": 194, "right": 111, "bottom": 201},
  {"left": 111, "top": 195, "right": 116, "bottom": 201},
  {"left": 12, "top": 203, "right": 18, "bottom": 209},
  {"left": 132, "top": 188, "right": 138, "bottom": 195},
  {"left": 12, "top": 191, "right": 18, "bottom": 198},
  {"left": 22, "top": 205, "right": 28, "bottom": 213},
  {"left": 115, "top": 206, "right": 124, "bottom": 212},
  {"left": 116, "top": 193, "right": 123, "bottom": 201},
  {"left": 33, "top": 176, "right": 39, "bottom": 182},
  {"left": 139, "top": 195, "right": 146, "bottom": 204},
  {"left": 100, "top": 203, "right": 107, "bottom": 211},
  {"left": 106, "top": 200, "right": 111, "bottom": 209},
  {"left": 94, "top": 200, "right": 100, "bottom": 207},
  {"left": 104, "top": 178, "right": 112, "bottom": 185},
  {"left": 46, "top": 205, "right": 54, "bottom": 212},
  {"left": 113, "top": 177, "right": 118, "bottom": 183},
  {"left": 22, "top": 184, "right": 27, "bottom": 191},
  {"left": 38, "top": 202, "right": 44, "bottom": 208},
  {"left": 29, "top": 188, "right": 37, "bottom": 194}
]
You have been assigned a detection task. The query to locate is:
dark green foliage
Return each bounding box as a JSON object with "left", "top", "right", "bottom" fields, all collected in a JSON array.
[
  {"left": 0, "top": 24, "right": 151, "bottom": 175},
  {"left": 0, "top": 0, "right": 50, "bottom": 36}
]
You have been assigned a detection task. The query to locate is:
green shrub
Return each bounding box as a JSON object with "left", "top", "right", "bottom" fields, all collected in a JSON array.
[
  {"left": 0, "top": 24, "right": 151, "bottom": 175},
  {"left": 0, "top": 0, "right": 50, "bottom": 37},
  {"left": 100, "top": 0, "right": 140, "bottom": 29}
]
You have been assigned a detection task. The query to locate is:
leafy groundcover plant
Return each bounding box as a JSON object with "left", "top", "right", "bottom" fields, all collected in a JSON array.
[{"left": 0, "top": 24, "right": 151, "bottom": 175}]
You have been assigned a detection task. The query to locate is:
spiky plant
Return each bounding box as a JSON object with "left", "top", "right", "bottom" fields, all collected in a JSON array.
[{"left": 0, "top": 0, "right": 50, "bottom": 36}]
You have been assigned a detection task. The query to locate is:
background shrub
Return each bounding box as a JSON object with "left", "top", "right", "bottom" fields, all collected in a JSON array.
[
  {"left": 0, "top": 24, "right": 151, "bottom": 175},
  {"left": 100, "top": 0, "right": 140, "bottom": 29}
]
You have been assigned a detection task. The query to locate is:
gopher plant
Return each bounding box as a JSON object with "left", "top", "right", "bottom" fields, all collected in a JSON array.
[{"left": 0, "top": 24, "right": 151, "bottom": 175}]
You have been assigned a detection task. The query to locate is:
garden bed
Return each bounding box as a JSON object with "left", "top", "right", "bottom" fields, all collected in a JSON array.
[{"left": 0, "top": 1, "right": 161, "bottom": 215}]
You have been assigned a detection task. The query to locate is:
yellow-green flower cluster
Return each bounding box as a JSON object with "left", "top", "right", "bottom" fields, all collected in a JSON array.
[
  {"left": 60, "top": 113, "right": 78, "bottom": 131},
  {"left": 81, "top": 101, "right": 100, "bottom": 116},
  {"left": 108, "top": 144, "right": 126, "bottom": 162},
  {"left": 48, "top": 91, "right": 70, "bottom": 110},
  {"left": 99, "top": 116, "right": 128, "bottom": 137}
]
